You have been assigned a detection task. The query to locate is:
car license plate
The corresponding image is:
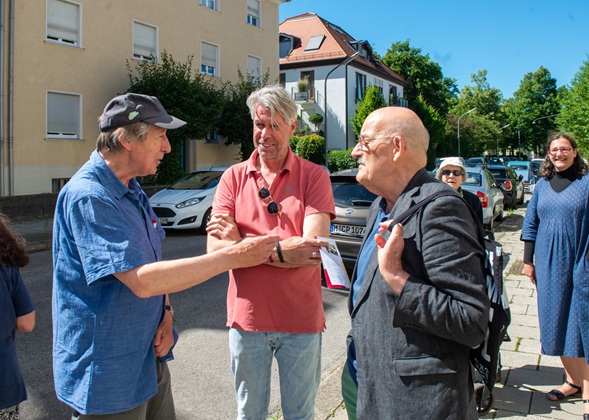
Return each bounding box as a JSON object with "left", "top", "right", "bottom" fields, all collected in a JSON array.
[
  {"left": 330, "top": 223, "right": 365, "bottom": 237},
  {"left": 159, "top": 218, "right": 168, "bottom": 224}
]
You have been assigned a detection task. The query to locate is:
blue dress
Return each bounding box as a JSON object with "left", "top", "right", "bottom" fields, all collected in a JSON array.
[{"left": 521, "top": 174, "right": 589, "bottom": 361}]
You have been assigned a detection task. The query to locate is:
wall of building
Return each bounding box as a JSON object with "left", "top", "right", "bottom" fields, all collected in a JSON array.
[{"left": 1, "top": 0, "right": 282, "bottom": 196}]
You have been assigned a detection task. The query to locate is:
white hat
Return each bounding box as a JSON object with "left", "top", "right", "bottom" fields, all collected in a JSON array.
[{"left": 436, "top": 157, "right": 466, "bottom": 179}]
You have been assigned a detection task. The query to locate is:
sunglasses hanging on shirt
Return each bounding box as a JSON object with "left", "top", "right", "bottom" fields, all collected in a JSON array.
[{"left": 258, "top": 186, "right": 281, "bottom": 215}]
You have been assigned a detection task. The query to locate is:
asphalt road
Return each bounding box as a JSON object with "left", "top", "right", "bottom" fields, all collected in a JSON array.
[{"left": 16, "top": 230, "right": 351, "bottom": 420}]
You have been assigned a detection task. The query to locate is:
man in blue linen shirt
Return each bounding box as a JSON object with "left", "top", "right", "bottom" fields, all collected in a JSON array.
[{"left": 52, "top": 93, "right": 277, "bottom": 419}]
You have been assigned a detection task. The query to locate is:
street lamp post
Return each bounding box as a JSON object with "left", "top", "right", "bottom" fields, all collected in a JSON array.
[
  {"left": 323, "top": 52, "right": 360, "bottom": 167},
  {"left": 499, "top": 124, "right": 510, "bottom": 157},
  {"left": 532, "top": 114, "right": 558, "bottom": 124},
  {"left": 457, "top": 107, "right": 476, "bottom": 157}
]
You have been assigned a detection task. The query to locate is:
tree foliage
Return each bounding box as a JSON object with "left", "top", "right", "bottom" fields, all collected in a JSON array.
[
  {"left": 219, "top": 69, "right": 271, "bottom": 160},
  {"left": 327, "top": 147, "right": 357, "bottom": 172},
  {"left": 294, "top": 134, "right": 325, "bottom": 164},
  {"left": 382, "top": 40, "right": 457, "bottom": 116},
  {"left": 351, "top": 85, "right": 386, "bottom": 136},
  {"left": 127, "top": 51, "right": 223, "bottom": 184},
  {"left": 445, "top": 71, "right": 503, "bottom": 158},
  {"left": 558, "top": 58, "right": 589, "bottom": 154},
  {"left": 502, "top": 66, "right": 560, "bottom": 154}
]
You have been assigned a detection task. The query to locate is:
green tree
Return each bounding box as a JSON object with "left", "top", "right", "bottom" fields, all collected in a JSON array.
[
  {"left": 503, "top": 66, "right": 559, "bottom": 154},
  {"left": 351, "top": 85, "right": 386, "bottom": 136},
  {"left": 308, "top": 113, "right": 323, "bottom": 133},
  {"left": 558, "top": 58, "right": 589, "bottom": 154},
  {"left": 219, "top": 69, "right": 271, "bottom": 160},
  {"left": 382, "top": 40, "right": 457, "bottom": 116},
  {"left": 127, "top": 51, "right": 223, "bottom": 184},
  {"left": 447, "top": 70, "right": 504, "bottom": 157}
]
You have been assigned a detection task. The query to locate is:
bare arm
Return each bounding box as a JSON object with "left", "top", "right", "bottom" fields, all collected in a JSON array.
[
  {"left": 115, "top": 235, "right": 277, "bottom": 298},
  {"left": 16, "top": 310, "right": 36, "bottom": 332},
  {"left": 276, "top": 212, "right": 331, "bottom": 267}
]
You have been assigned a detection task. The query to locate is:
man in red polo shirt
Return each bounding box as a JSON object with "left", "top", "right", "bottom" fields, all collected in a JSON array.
[{"left": 207, "top": 85, "right": 335, "bottom": 419}]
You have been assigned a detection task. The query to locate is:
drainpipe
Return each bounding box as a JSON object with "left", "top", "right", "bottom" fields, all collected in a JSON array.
[
  {"left": 0, "top": 0, "right": 5, "bottom": 196},
  {"left": 7, "top": 0, "right": 13, "bottom": 195}
]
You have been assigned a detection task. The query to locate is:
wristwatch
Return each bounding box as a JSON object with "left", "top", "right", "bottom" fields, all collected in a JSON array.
[{"left": 165, "top": 304, "right": 174, "bottom": 318}]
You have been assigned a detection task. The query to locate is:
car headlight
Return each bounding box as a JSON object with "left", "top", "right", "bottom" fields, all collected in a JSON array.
[{"left": 176, "top": 197, "right": 204, "bottom": 209}]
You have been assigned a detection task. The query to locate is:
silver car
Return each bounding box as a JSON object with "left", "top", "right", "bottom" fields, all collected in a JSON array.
[
  {"left": 329, "top": 168, "right": 377, "bottom": 268},
  {"left": 461, "top": 167, "right": 505, "bottom": 229}
]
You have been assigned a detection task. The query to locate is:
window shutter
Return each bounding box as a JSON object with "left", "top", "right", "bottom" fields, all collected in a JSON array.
[
  {"left": 47, "top": 0, "right": 78, "bottom": 44},
  {"left": 247, "top": 0, "right": 259, "bottom": 18},
  {"left": 247, "top": 56, "right": 261, "bottom": 77},
  {"left": 47, "top": 93, "right": 80, "bottom": 137},
  {"left": 134, "top": 22, "right": 156, "bottom": 59},
  {"left": 201, "top": 43, "right": 217, "bottom": 70}
]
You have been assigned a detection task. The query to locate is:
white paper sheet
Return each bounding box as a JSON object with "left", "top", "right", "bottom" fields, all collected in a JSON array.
[{"left": 317, "top": 236, "right": 350, "bottom": 289}]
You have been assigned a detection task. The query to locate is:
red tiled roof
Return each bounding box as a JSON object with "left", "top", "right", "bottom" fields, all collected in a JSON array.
[{"left": 279, "top": 13, "right": 405, "bottom": 85}]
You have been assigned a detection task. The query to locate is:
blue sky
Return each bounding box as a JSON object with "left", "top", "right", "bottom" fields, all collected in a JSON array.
[{"left": 279, "top": 0, "right": 589, "bottom": 99}]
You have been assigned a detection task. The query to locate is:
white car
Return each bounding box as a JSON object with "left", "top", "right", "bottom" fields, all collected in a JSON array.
[{"left": 149, "top": 168, "right": 228, "bottom": 231}]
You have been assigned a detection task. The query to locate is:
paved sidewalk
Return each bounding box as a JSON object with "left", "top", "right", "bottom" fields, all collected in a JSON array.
[
  {"left": 11, "top": 209, "right": 586, "bottom": 419},
  {"left": 315, "top": 207, "right": 585, "bottom": 420}
]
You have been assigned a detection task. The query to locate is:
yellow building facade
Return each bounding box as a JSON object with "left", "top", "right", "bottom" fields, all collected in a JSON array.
[{"left": 0, "top": 0, "right": 285, "bottom": 196}]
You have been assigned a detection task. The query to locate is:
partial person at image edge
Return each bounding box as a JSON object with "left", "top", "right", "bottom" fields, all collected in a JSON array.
[{"left": 0, "top": 213, "right": 36, "bottom": 420}]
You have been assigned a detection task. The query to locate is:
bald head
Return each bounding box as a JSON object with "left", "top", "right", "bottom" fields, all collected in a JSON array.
[{"left": 365, "top": 107, "right": 429, "bottom": 164}]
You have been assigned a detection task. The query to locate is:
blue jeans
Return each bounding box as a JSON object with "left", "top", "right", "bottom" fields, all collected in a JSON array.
[{"left": 229, "top": 328, "right": 321, "bottom": 420}]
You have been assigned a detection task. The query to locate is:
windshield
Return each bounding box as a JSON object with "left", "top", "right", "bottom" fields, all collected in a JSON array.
[
  {"left": 488, "top": 169, "right": 506, "bottom": 179},
  {"left": 169, "top": 170, "right": 224, "bottom": 190},
  {"left": 464, "top": 172, "right": 482, "bottom": 186},
  {"left": 331, "top": 182, "right": 377, "bottom": 206}
]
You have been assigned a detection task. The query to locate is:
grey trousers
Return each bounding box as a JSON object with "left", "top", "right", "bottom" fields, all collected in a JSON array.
[{"left": 72, "top": 360, "right": 175, "bottom": 420}]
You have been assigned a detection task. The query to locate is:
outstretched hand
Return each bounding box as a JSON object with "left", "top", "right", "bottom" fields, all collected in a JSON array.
[
  {"left": 375, "top": 221, "right": 410, "bottom": 295},
  {"left": 232, "top": 235, "right": 279, "bottom": 268}
]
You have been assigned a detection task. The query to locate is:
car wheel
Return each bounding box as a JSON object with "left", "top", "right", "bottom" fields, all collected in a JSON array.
[{"left": 198, "top": 208, "right": 212, "bottom": 234}]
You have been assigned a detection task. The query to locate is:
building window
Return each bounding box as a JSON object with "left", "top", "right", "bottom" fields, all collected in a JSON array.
[
  {"left": 389, "top": 85, "right": 398, "bottom": 105},
  {"left": 205, "top": 131, "right": 222, "bottom": 144},
  {"left": 247, "top": 0, "right": 260, "bottom": 27},
  {"left": 355, "top": 73, "right": 366, "bottom": 101},
  {"left": 247, "top": 55, "right": 262, "bottom": 79},
  {"left": 375, "top": 79, "right": 383, "bottom": 96},
  {"left": 200, "top": 0, "right": 218, "bottom": 11},
  {"left": 52, "top": 178, "right": 70, "bottom": 193},
  {"left": 46, "top": 0, "right": 81, "bottom": 46},
  {"left": 47, "top": 91, "right": 81, "bottom": 139},
  {"left": 300, "top": 71, "right": 314, "bottom": 100},
  {"left": 305, "top": 35, "right": 325, "bottom": 51},
  {"left": 133, "top": 21, "right": 158, "bottom": 61},
  {"left": 279, "top": 73, "right": 286, "bottom": 87},
  {"left": 201, "top": 42, "right": 218, "bottom": 76}
]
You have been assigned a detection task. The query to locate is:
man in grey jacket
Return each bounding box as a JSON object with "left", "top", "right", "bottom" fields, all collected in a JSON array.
[{"left": 343, "top": 107, "right": 490, "bottom": 419}]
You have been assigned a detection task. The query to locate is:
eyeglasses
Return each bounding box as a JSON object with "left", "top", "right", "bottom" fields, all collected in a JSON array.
[
  {"left": 548, "top": 147, "right": 573, "bottom": 156},
  {"left": 357, "top": 135, "right": 392, "bottom": 151},
  {"left": 441, "top": 169, "right": 464, "bottom": 177},
  {"left": 258, "top": 186, "right": 280, "bottom": 215}
]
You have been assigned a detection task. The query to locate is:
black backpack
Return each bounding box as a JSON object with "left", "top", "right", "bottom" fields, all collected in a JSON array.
[{"left": 391, "top": 190, "right": 511, "bottom": 390}]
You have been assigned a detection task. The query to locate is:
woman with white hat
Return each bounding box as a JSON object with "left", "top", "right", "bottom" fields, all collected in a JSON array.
[{"left": 436, "top": 157, "right": 484, "bottom": 226}]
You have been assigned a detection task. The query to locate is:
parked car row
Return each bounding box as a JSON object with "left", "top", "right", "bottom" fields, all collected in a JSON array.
[{"left": 461, "top": 166, "right": 504, "bottom": 229}]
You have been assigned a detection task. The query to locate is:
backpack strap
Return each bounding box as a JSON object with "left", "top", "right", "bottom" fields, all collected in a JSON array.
[{"left": 389, "top": 190, "right": 456, "bottom": 229}]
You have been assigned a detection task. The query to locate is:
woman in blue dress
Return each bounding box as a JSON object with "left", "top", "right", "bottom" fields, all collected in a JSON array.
[{"left": 521, "top": 133, "right": 589, "bottom": 419}]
